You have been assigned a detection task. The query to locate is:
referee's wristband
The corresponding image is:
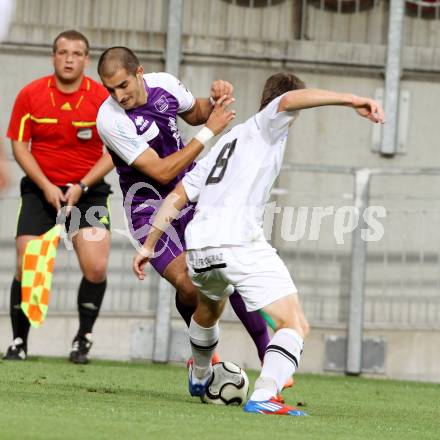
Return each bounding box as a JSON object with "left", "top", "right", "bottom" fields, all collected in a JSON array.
[{"left": 194, "top": 127, "right": 214, "bottom": 145}]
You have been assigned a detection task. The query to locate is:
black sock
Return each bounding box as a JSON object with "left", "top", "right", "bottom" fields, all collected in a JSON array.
[
  {"left": 175, "top": 293, "right": 196, "bottom": 327},
  {"left": 77, "top": 277, "right": 106, "bottom": 338},
  {"left": 9, "top": 278, "right": 30, "bottom": 346}
]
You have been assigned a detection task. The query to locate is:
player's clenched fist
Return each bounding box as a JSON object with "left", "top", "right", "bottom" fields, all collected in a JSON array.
[
  {"left": 210, "top": 80, "right": 234, "bottom": 101},
  {"left": 351, "top": 96, "right": 385, "bottom": 124}
]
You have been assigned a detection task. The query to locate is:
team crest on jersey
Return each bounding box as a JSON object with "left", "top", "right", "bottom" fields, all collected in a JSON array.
[
  {"left": 135, "top": 115, "right": 149, "bottom": 132},
  {"left": 154, "top": 95, "right": 169, "bottom": 113}
]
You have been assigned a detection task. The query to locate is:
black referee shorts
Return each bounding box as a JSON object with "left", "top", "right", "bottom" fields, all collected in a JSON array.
[{"left": 16, "top": 176, "right": 112, "bottom": 237}]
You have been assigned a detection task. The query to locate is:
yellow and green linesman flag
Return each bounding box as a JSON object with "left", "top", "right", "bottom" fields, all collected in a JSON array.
[{"left": 21, "top": 224, "right": 61, "bottom": 327}]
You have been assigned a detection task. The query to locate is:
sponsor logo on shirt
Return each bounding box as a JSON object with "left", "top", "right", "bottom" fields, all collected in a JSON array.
[
  {"left": 154, "top": 95, "right": 169, "bottom": 113},
  {"left": 168, "top": 117, "right": 181, "bottom": 147},
  {"left": 135, "top": 115, "right": 149, "bottom": 132}
]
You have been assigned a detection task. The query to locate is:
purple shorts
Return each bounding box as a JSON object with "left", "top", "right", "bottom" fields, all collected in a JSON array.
[{"left": 127, "top": 200, "right": 195, "bottom": 276}]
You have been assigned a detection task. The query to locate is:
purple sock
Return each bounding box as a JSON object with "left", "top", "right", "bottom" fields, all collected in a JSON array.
[
  {"left": 229, "top": 291, "right": 270, "bottom": 362},
  {"left": 175, "top": 293, "right": 196, "bottom": 327}
]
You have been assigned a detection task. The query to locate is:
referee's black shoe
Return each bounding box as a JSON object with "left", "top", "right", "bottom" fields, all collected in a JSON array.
[
  {"left": 69, "top": 333, "right": 93, "bottom": 364},
  {"left": 3, "top": 337, "right": 27, "bottom": 360}
]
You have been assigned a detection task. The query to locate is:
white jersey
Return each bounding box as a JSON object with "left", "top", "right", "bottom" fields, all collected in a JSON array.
[{"left": 183, "top": 94, "right": 297, "bottom": 249}]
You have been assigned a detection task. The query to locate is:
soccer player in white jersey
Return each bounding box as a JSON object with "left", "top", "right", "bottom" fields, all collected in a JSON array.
[{"left": 133, "top": 73, "right": 385, "bottom": 415}]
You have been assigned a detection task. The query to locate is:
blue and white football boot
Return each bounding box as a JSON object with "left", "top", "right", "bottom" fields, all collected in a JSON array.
[{"left": 188, "top": 364, "right": 212, "bottom": 397}]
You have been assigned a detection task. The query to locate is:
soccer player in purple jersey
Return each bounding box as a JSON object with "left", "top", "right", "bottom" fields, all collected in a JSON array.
[{"left": 96, "top": 47, "right": 270, "bottom": 363}]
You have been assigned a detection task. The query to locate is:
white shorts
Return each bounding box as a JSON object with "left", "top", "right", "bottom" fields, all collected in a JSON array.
[{"left": 186, "top": 241, "right": 297, "bottom": 312}]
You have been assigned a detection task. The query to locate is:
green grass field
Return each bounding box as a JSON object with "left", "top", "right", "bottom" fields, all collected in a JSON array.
[{"left": 0, "top": 357, "right": 438, "bottom": 440}]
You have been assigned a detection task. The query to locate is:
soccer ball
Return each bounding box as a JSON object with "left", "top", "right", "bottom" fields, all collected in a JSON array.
[{"left": 201, "top": 361, "right": 249, "bottom": 405}]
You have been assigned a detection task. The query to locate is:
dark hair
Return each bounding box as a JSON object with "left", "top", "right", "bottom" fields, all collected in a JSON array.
[
  {"left": 259, "top": 72, "right": 306, "bottom": 111},
  {"left": 97, "top": 46, "right": 141, "bottom": 78},
  {"left": 53, "top": 30, "right": 90, "bottom": 54}
]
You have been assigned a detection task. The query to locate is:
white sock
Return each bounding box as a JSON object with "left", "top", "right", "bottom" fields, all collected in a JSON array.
[
  {"left": 250, "top": 328, "right": 304, "bottom": 401},
  {"left": 189, "top": 317, "right": 219, "bottom": 380},
  {"left": 250, "top": 377, "right": 278, "bottom": 402}
]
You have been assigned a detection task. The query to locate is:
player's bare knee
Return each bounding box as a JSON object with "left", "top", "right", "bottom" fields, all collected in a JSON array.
[{"left": 82, "top": 265, "right": 107, "bottom": 283}]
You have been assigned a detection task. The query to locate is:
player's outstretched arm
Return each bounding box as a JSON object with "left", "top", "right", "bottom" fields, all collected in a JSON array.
[
  {"left": 133, "top": 182, "right": 189, "bottom": 280},
  {"left": 278, "top": 89, "right": 385, "bottom": 124},
  {"left": 180, "top": 80, "right": 234, "bottom": 126},
  {"left": 132, "top": 95, "right": 236, "bottom": 185}
]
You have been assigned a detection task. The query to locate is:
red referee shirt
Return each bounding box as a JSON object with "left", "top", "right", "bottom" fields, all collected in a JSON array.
[{"left": 7, "top": 75, "right": 109, "bottom": 186}]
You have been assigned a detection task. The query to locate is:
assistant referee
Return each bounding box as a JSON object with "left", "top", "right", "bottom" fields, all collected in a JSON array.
[{"left": 3, "top": 30, "right": 114, "bottom": 364}]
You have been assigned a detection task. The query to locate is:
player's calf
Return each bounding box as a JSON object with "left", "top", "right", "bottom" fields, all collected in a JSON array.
[
  {"left": 261, "top": 293, "right": 308, "bottom": 337},
  {"left": 193, "top": 293, "right": 226, "bottom": 327}
]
